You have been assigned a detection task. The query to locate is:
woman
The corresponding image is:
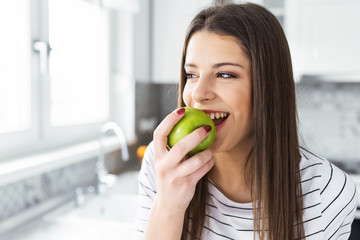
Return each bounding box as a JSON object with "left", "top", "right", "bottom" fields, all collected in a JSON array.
[{"left": 135, "top": 3, "right": 358, "bottom": 239}]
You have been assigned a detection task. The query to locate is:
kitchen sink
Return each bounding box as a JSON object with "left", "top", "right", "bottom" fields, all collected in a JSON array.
[
  {"left": 2, "top": 171, "right": 140, "bottom": 240},
  {"left": 78, "top": 193, "right": 138, "bottom": 222},
  {"left": 44, "top": 193, "right": 138, "bottom": 224}
]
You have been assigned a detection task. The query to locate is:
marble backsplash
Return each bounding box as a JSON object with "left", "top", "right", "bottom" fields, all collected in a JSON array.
[
  {"left": 296, "top": 79, "right": 360, "bottom": 164},
  {"left": 0, "top": 159, "right": 96, "bottom": 222},
  {"left": 135, "top": 82, "right": 178, "bottom": 146}
]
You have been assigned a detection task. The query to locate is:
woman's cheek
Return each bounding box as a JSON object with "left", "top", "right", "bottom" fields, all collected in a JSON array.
[{"left": 182, "top": 84, "right": 192, "bottom": 106}]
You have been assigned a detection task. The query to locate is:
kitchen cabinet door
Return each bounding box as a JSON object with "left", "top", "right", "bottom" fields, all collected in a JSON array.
[{"left": 285, "top": 0, "right": 360, "bottom": 77}]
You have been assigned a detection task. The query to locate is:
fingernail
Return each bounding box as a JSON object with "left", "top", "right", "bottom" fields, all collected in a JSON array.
[
  {"left": 176, "top": 107, "right": 185, "bottom": 115},
  {"left": 203, "top": 125, "right": 212, "bottom": 133}
]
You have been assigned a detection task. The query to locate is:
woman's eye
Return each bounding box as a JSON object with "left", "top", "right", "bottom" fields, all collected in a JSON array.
[
  {"left": 185, "top": 73, "right": 197, "bottom": 79},
  {"left": 217, "top": 72, "right": 238, "bottom": 79}
]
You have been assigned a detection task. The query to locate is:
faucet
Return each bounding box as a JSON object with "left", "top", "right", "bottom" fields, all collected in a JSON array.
[{"left": 96, "top": 122, "right": 129, "bottom": 194}]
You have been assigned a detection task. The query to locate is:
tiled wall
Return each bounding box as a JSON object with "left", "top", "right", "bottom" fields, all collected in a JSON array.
[
  {"left": 135, "top": 82, "right": 178, "bottom": 146},
  {"left": 0, "top": 158, "right": 96, "bottom": 223},
  {"left": 296, "top": 80, "right": 360, "bottom": 171}
]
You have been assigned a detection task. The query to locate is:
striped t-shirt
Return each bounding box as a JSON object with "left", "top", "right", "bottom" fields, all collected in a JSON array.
[{"left": 134, "top": 142, "right": 358, "bottom": 239}]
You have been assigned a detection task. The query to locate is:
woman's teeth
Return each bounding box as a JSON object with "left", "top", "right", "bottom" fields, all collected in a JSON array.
[{"left": 207, "top": 112, "right": 228, "bottom": 120}]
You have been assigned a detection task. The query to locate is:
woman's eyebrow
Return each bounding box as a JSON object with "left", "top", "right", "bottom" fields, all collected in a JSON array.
[
  {"left": 184, "top": 62, "right": 245, "bottom": 69},
  {"left": 184, "top": 63, "right": 197, "bottom": 68},
  {"left": 212, "top": 62, "right": 245, "bottom": 69}
]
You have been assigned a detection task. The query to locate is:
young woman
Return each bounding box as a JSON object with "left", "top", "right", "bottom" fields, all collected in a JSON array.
[{"left": 135, "top": 3, "right": 358, "bottom": 240}]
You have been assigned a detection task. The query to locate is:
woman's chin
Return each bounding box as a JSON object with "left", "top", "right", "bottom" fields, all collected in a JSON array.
[{"left": 208, "top": 139, "right": 224, "bottom": 153}]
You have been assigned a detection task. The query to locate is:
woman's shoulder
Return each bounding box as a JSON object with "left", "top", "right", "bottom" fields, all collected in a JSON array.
[
  {"left": 298, "top": 146, "right": 357, "bottom": 198},
  {"left": 299, "top": 146, "right": 358, "bottom": 239},
  {"left": 138, "top": 141, "right": 157, "bottom": 192},
  {"left": 298, "top": 146, "right": 356, "bottom": 195},
  {"left": 140, "top": 141, "right": 155, "bottom": 167}
]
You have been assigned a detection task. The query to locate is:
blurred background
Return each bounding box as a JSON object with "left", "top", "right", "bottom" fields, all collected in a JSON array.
[{"left": 0, "top": 0, "right": 359, "bottom": 239}]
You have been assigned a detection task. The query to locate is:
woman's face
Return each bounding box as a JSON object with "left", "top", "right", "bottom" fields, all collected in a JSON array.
[{"left": 183, "top": 31, "right": 253, "bottom": 153}]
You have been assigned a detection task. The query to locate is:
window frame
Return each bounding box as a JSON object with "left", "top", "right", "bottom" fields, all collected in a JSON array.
[{"left": 0, "top": 0, "right": 111, "bottom": 162}]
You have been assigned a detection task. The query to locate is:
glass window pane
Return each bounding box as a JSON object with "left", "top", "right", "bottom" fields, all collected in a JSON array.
[
  {"left": 0, "top": 0, "right": 31, "bottom": 133},
  {"left": 49, "top": 0, "right": 109, "bottom": 126}
]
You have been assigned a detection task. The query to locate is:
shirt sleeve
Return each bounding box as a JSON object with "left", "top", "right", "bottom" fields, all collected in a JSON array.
[
  {"left": 320, "top": 161, "right": 358, "bottom": 239},
  {"left": 134, "top": 142, "right": 157, "bottom": 239}
]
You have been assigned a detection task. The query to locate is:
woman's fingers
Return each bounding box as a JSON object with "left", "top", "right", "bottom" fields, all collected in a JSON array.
[
  {"left": 176, "top": 149, "right": 213, "bottom": 178},
  {"left": 153, "top": 108, "right": 185, "bottom": 157},
  {"left": 165, "top": 125, "right": 211, "bottom": 166},
  {"left": 188, "top": 156, "right": 215, "bottom": 186}
]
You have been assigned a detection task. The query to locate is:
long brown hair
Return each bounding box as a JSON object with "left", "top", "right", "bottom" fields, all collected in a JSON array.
[{"left": 178, "top": 3, "right": 304, "bottom": 240}]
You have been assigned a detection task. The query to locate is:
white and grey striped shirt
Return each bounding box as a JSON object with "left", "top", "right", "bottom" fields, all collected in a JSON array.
[{"left": 134, "top": 142, "right": 358, "bottom": 239}]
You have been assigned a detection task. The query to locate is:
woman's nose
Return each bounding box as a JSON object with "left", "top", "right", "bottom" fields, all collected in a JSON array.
[{"left": 191, "top": 76, "right": 216, "bottom": 103}]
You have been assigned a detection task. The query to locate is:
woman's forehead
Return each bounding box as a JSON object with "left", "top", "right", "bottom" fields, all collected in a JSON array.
[{"left": 185, "top": 31, "right": 250, "bottom": 68}]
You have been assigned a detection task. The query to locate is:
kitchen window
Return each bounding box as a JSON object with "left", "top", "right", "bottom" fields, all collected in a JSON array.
[{"left": 0, "top": 0, "right": 110, "bottom": 161}]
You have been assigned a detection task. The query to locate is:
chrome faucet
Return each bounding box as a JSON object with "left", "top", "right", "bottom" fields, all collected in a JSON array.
[{"left": 96, "top": 122, "right": 129, "bottom": 194}]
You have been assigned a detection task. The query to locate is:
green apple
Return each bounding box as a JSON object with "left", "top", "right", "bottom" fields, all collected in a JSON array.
[{"left": 167, "top": 107, "right": 216, "bottom": 156}]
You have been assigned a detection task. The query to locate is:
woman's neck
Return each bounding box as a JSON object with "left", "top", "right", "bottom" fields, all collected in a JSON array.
[{"left": 208, "top": 144, "right": 253, "bottom": 203}]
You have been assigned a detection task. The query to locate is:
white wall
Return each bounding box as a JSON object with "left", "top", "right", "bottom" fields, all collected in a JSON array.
[
  {"left": 133, "top": 0, "right": 151, "bottom": 82},
  {"left": 133, "top": 0, "right": 214, "bottom": 84},
  {"left": 109, "top": 9, "right": 136, "bottom": 140}
]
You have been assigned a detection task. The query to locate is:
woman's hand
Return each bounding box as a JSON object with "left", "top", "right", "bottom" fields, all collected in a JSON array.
[
  {"left": 143, "top": 108, "right": 214, "bottom": 239},
  {"left": 152, "top": 108, "right": 215, "bottom": 214}
]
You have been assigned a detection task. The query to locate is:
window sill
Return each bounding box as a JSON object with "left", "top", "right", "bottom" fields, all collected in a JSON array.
[{"left": 0, "top": 137, "right": 137, "bottom": 187}]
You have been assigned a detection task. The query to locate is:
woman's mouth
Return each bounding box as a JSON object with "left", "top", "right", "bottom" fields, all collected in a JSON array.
[{"left": 204, "top": 111, "right": 230, "bottom": 132}]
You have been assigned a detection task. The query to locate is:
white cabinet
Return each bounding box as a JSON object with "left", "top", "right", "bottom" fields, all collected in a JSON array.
[
  {"left": 285, "top": 0, "right": 360, "bottom": 79},
  {"left": 152, "top": 0, "right": 214, "bottom": 83}
]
